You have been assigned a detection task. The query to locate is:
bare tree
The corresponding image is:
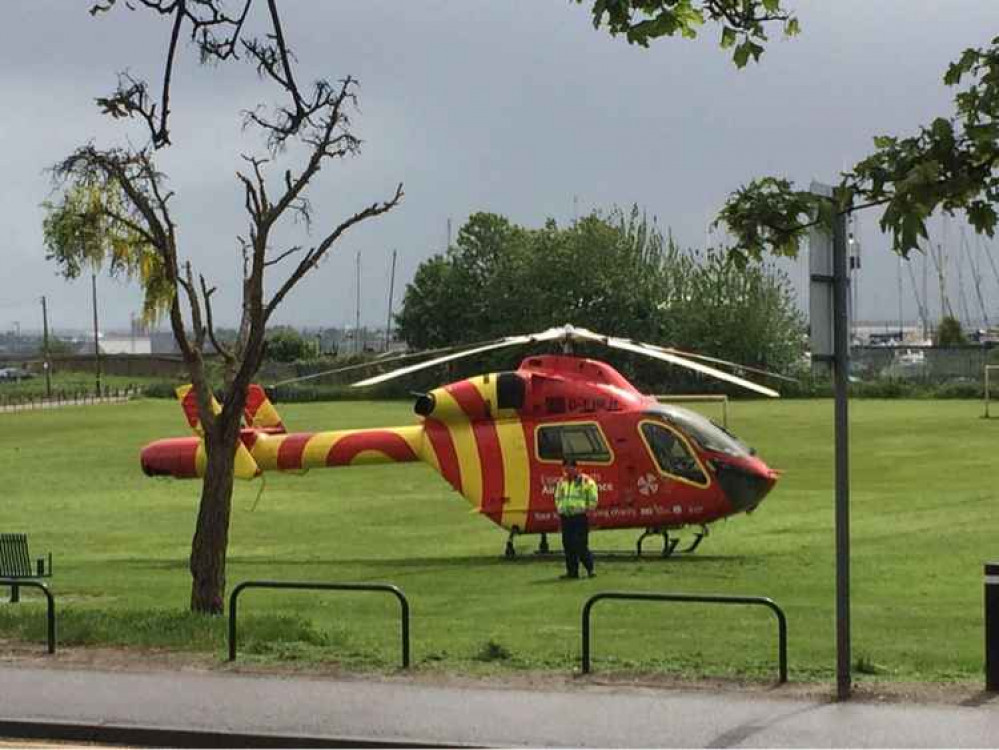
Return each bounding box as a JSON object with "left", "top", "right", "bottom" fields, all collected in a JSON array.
[{"left": 44, "top": 0, "right": 402, "bottom": 613}]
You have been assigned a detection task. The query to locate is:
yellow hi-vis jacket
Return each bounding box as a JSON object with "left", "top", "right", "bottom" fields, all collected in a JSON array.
[{"left": 554, "top": 474, "right": 599, "bottom": 517}]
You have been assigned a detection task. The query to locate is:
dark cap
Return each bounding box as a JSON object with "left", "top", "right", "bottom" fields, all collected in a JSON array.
[{"left": 562, "top": 456, "right": 577, "bottom": 467}]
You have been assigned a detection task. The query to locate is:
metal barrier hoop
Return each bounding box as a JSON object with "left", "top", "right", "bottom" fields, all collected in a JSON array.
[
  {"left": 0, "top": 579, "right": 56, "bottom": 654},
  {"left": 581, "top": 591, "right": 787, "bottom": 682},
  {"left": 228, "top": 580, "right": 410, "bottom": 668}
]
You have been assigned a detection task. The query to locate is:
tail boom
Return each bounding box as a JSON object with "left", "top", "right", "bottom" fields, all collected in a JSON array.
[{"left": 141, "top": 425, "right": 426, "bottom": 479}]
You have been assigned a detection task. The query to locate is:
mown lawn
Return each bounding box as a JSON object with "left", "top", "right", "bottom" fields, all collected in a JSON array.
[{"left": 0, "top": 397, "right": 995, "bottom": 682}]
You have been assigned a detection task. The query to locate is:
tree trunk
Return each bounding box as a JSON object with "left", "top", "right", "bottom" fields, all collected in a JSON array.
[{"left": 189, "top": 418, "right": 240, "bottom": 614}]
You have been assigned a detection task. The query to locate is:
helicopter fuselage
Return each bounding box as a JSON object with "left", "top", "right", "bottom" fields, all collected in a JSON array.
[{"left": 140, "top": 355, "right": 779, "bottom": 536}]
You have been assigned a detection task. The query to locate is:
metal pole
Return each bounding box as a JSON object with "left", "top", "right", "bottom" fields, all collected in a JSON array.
[
  {"left": 385, "top": 249, "right": 397, "bottom": 351},
  {"left": 41, "top": 296, "right": 51, "bottom": 399},
  {"left": 91, "top": 272, "right": 102, "bottom": 397},
  {"left": 923, "top": 249, "right": 929, "bottom": 340},
  {"left": 897, "top": 256, "right": 904, "bottom": 343},
  {"left": 833, "top": 211, "right": 852, "bottom": 700},
  {"left": 986, "top": 562, "right": 999, "bottom": 691},
  {"left": 355, "top": 250, "right": 361, "bottom": 356}
]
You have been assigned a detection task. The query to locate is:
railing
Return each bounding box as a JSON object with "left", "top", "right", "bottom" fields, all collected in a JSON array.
[
  {"left": 0, "top": 580, "right": 56, "bottom": 654},
  {"left": 0, "top": 386, "right": 142, "bottom": 413},
  {"left": 581, "top": 591, "right": 787, "bottom": 683},
  {"left": 228, "top": 580, "right": 410, "bottom": 668}
]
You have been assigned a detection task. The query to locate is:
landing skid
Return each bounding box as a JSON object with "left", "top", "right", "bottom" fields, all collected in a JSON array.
[
  {"left": 504, "top": 527, "right": 708, "bottom": 560},
  {"left": 635, "top": 525, "right": 709, "bottom": 558},
  {"left": 505, "top": 530, "right": 555, "bottom": 559}
]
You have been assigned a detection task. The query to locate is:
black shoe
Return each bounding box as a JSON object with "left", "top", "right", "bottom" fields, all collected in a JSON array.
[
  {"left": 559, "top": 573, "right": 579, "bottom": 580},
  {"left": 587, "top": 571, "right": 597, "bottom": 578}
]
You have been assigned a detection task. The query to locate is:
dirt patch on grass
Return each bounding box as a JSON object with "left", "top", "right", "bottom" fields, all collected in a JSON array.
[{"left": 1, "top": 640, "right": 994, "bottom": 708}]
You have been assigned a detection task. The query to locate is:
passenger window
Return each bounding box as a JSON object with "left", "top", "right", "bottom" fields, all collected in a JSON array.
[
  {"left": 640, "top": 422, "right": 706, "bottom": 484},
  {"left": 537, "top": 423, "right": 611, "bottom": 463}
]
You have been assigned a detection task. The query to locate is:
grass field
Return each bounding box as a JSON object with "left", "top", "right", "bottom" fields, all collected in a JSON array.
[{"left": 0, "top": 397, "right": 995, "bottom": 683}]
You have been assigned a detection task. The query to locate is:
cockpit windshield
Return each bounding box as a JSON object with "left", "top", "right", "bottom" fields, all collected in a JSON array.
[{"left": 647, "top": 404, "right": 751, "bottom": 457}]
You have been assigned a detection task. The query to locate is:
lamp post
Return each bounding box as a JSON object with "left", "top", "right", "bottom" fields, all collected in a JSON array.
[
  {"left": 92, "top": 272, "right": 102, "bottom": 397},
  {"left": 41, "top": 296, "right": 51, "bottom": 399}
]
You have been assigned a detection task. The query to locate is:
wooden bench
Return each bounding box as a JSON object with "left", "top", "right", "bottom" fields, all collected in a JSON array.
[{"left": 0, "top": 533, "right": 52, "bottom": 603}]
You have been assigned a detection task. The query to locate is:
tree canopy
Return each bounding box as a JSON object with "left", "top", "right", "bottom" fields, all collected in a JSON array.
[
  {"left": 934, "top": 315, "right": 967, "bottom": 347},
  {"left": 396, "top": 208, "right": 804, "bottom": 379},
  {"left": 265, "top": 327, "right": 314, "bottom": 363}
]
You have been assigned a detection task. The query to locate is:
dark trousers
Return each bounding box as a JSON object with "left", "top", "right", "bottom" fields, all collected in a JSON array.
[{"left": 559, "top": 513, "right": 594, "bottom": 577}]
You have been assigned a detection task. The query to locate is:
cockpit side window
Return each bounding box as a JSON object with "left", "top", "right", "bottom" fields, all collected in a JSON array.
[
  {"left": 640, "top": 421, "right": 708, "bottom": 486},
  {"left": 536, "top": 422, "right": 613, "bottom": 463}
]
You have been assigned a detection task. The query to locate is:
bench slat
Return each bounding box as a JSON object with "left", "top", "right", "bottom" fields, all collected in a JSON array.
[{"left": 0, "top": 533, "right": 36, "bottom": 577}]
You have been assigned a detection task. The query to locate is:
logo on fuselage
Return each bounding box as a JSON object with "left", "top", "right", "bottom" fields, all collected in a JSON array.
[{"left": 637, "top": 473, "right": 659, "bottom": 496}]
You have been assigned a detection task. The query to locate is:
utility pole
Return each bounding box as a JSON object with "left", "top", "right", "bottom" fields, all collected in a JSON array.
[
  {"left": 355, "top": 250, "right": 362, "bottom": 355},
  {"left": 808, "top": 182, "right": 852, "bottom": 701},
  {"left": 385, "top": 249, "right": 397, "bottom": 351},
  {"left": 92, "top": 272, "right": 102, "bottom": 397},
  {"left": 41, "top": 296, "right": 51, "bottom": 399},
  {"left": 832, "top": 211, "right": 852, "bottom": 701}
]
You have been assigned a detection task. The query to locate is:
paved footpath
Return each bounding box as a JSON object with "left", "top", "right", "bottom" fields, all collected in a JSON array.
[{"left": 3, "top": 664, "right": 999, "bottom": 747}]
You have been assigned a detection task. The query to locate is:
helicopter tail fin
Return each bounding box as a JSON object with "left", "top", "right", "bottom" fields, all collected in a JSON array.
[
  {"left": 173, "top": 385, "right": 260, "bottom": 479},
  {"left": 244, "top": 384, "right": 286, "bottom": 433},
  {"left": 176, "top": 384, "right": 220, "bottom": 435}
]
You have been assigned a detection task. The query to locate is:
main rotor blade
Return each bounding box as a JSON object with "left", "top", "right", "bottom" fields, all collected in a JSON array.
[
  {"left": 644, "top": 344, "right": 800, "bottom": 384},
  {"left": 269, "top": 344, "right": 464, "bottom": 388},
  {"left": 558, "top": 327, "right": 786, "bottom": 393},
  {"left": 351, "top": 335, "right": 532, "bottom": 388},
  {"left": 604, "top": 337, "right": 780, "bottom": 398}
]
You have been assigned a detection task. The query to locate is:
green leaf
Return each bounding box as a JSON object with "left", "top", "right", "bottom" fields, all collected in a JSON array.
[{"left": 733, "top": 42, "right": 751, "bottom": 68}]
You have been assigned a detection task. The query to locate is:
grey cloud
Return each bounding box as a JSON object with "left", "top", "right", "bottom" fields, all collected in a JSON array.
[{"left": 2, "top": 0, "right": 998, "bottom": 334}]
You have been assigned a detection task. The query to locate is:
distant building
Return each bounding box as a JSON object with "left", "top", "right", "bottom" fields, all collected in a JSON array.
[
  {"left": 151, "top": 331, "right": 181, "bottom": 354},
  {"left": 852, "top": 323, "right": 928, "bottom": 347},
  {"left": 77, "top": 335, "right": 152, "bottom": 355}
]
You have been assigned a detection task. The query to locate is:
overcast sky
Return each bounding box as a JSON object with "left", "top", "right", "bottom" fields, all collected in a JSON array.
[{"left": 2, "top": 1, "right": 998, "bottom": 335}]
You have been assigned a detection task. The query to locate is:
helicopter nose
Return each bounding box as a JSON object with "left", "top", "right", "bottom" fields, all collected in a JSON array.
[{"left": 714, "top": 458, "right": 778, "bottom": 513}]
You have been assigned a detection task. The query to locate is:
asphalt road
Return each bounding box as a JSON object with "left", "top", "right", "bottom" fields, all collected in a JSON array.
[{"left": 2, "top": 664, "right": 999, "bottom": 747}]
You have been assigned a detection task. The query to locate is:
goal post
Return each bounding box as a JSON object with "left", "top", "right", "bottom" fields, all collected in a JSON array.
[
  {"left": 986, "top": 365, "right": 999, "bottom": 419},
  {"left": 655, "top": 394, "right": 729, "bottom": 429}
]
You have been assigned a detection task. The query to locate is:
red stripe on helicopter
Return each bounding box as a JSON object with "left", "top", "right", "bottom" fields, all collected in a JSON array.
[
  {"left": 139, "top": 437, "right": 199, "bottom": 478},
  {"left": 276, "top": 433, "right": 313, "bottom": 470},
  {"left": 425, "top": 418, "right": 462, "bottom": 492},
  {"left": 326, "top": 431, "right": 418, "bottom": 465},
  {"left": 180, "top": 388, "right": 201, "bottom": 431},
  {"left": 446, "top": 381, "right": 505, "bottom": 523}
]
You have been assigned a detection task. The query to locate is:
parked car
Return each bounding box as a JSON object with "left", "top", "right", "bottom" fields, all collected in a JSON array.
[{"left": 0, "top": 367, "right": 35, "bottom": 382}]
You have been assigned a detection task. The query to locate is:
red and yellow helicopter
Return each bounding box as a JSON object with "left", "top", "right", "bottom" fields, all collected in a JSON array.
[{"left": 141, "top": 325, "right": 784, "bottom": 557}]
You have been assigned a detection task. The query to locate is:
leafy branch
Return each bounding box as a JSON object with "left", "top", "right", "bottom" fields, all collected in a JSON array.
[
  {"left": 582, "top": 0, "right": 799, "bottom": 67},
  {"left": 717, "top": 34, "right": 999, "bottom": 262}
]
